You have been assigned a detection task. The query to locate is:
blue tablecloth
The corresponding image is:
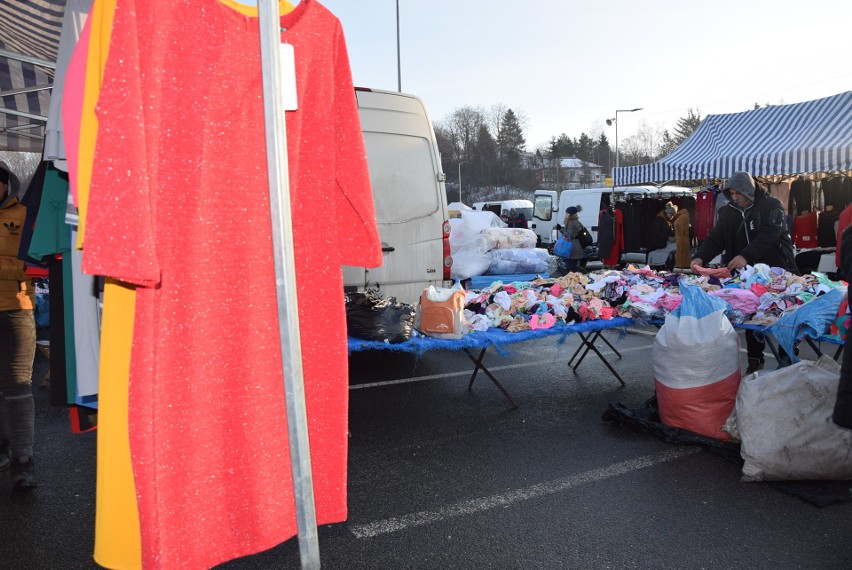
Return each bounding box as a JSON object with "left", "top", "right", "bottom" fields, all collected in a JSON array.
[
  {"left": 348, "top": 317, "right": 634, "bottom": 356},
  {"left": 466, "top": 274, "right": 545, "bottom": 290}
]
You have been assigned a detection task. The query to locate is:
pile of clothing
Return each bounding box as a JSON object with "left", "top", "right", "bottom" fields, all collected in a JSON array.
[{"left": 460, "top": 263, "right": 846, "bottom": 334}]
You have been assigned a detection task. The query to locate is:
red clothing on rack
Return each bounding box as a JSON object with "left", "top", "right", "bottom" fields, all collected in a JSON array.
[
  {"left": 836, "top": 204, "right": 852, "bottom": 268},
  {"left": 83, "top": 1, "right": 382, "bottom": 568},
  {"left": 603, "top": 207, "right": 624, "bottom": 266},
  {"left": 694, "top": 190, "right": 716, "bottom": 242},
  {"left": 792, "top": 211, "right": 818, "bottom": 248}
]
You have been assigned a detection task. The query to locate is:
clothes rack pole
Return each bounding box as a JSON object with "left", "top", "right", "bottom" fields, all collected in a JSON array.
[{"left": 257, "top": 2, "right": 321, "bottom": 568}]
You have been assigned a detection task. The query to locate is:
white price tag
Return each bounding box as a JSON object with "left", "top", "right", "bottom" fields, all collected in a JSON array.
[{"left": 280, "top": 43, "right": 297, "bottom": 110}]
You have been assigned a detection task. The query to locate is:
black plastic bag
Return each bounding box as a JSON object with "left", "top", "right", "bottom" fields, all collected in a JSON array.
[{"left": 345, "top": 291, "right": 415, "bottom": 344}]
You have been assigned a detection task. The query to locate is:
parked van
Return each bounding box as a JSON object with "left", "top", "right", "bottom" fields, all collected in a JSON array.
[
  {"left": 472, "top": 199, "right": 534, "bottom": 223},
  {"left": 342, "top": 88, "right": 452, "bottom": 305},
  {"left": 531, "top": 186, "right": 694, "bottom": 246}
]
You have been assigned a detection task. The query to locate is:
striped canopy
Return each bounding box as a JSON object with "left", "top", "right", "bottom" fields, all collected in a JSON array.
[
  {"left": 0, "top": 1, "right": 64, "bottom": 153},
  {"left": 614, "top": 91, "right": 852, "bottom": 186}
]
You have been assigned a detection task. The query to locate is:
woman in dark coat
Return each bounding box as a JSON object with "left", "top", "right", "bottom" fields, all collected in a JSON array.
[{"left": 560, "top": 205, "right": 585, "bottom": 269}]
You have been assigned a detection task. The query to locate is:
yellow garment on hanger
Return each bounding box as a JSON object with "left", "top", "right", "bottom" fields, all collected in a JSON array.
[
  {"left": 94, "top": 279, "right": 140, "bottom": 570},
  {"left": 73, "top": 2, "right": 142, "bottom": 569}
]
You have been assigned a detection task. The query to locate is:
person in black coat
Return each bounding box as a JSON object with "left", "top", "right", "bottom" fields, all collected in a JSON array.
[
  {"left": 649, "top": 206, "right": 674, "bottom": 251},
  {"left": 691, "top": 171, "right": 799, "bottom": 374}
]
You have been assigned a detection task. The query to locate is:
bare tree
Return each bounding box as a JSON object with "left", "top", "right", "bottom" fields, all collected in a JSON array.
[{"left": 619, "top": 120, "right": 667, "bottom": 166}]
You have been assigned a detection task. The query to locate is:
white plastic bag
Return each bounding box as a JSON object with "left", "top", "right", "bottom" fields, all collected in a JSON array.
[
  {"left": 653, "top": 283, "right": 741, "bottom": 441},
  {"left": 486, "top": 248, "right": 551, "bottom": 275},
  {"left": 736, "top": 356, "right": 852, "bottom": 481},
  {"left": 480, "top": 227, "right": 538, "bottom": 250}
]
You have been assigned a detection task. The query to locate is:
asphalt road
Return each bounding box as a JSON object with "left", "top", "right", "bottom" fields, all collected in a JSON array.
[{"left": 2, "top": 327, "right": 850, "bottom": 569}]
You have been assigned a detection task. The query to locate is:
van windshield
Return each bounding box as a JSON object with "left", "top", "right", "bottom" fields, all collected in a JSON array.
[{"left": 533, "top": 196, "right": 552, "bottom": 221}]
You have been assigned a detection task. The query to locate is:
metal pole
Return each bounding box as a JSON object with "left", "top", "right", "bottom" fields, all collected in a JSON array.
[
  {"left": 458, "top": 161, "right": 463, "bottom": 204},
  {"left": 0, "top": 48, "right": 55, "bottom": 69},
  {"left": 396, "top": 0, "right": 402, "bottom": 92},
  {"left": 257, "top": 2, "right": 320, "bottom": 568},
  {"left": 614, "top": 107, "right": 643, "bottom": 173},
  {"left": 614, "top": 116, "right": 619, "bottom": 171}
]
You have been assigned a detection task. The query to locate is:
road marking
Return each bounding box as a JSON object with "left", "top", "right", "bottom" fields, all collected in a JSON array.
[
  {"left": 349, "top": 344, "right": 649, "bottom": 390},
  {"left": 627, "top": 328, "right": 658, "bottom": 337},
  {"left": 349, "top": 447, "right": 699, "bottom": 538}
]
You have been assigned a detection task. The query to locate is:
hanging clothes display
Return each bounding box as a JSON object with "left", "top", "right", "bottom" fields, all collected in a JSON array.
[
  {"left": 789, "top": 177, "right": 813, "bottom": 215},
  {"left": 617, "top": 199, "right": 643, "bottom": 253},
  {"left": 42, "top": 0, "right": 93, "bottom": 171},
  {"left": 82, "top": 1, "right": 382, "bottom": 568},
  {"left": 56, "top": 0, "right": 143, "bottom": 566},
  {"left": 836, "top": 202, "right": 852, "bottom": 268},
  {"left": 768, "top": 181, "right": 792, "bottom": 233},
  {"left": 694, "top": 188, "right": 716, "bottom": 242},
  {"left": 792, "top": 210, "right": 818, "bottom": 248},
  {"left": 597, "top": 207, "right": 616, "bottom": 264},
  {"left": 603, "top": 206, "right": 624, "bottom": 266},
  {"left": 817, "top": 205, "right": 840, "bottom": 248}
]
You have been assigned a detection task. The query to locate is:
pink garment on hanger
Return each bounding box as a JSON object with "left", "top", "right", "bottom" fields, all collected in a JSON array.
[{"left": 61, "top": 16, "right": 91, "bottom": 207}]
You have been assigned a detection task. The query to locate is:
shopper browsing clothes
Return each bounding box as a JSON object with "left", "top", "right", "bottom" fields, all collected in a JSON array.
[
  {"left": 651, "top": 202, "right": 676, "bottom": 250},
  {"left": 671, "top": 202, "right": 692, "bottom": 269},
  {"left": 0, "top": 162, "right": 37, "bottom": 489},
  {"left": 560, "top": 205, "right": 585, "bottom": 270},
  {"left": 691, "top": 171, "right": 798, "bottom": 374}
]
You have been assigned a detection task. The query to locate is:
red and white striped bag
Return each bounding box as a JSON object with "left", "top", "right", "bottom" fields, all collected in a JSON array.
[{"left": 653, "top": 284, "right": 741, "bottom": 441}]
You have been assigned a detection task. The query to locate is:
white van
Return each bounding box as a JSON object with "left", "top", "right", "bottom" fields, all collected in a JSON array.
[
  {"left": 472, "top": 199, "right": 534, "bottom": 223},
  {"left": 531, "top": 186, "right": 694, "bottom": 246},
  {"left": 342, "top": 88, "right": 452, "bottom": 305}
]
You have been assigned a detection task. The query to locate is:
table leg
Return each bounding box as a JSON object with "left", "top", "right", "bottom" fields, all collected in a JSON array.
[
  {"left": 569, "top": 331, "right": 600, "bottom": 368},
  {"left": 570, "top": 332, "right": 626, "bottom": 386},
  {"left": 596, "top": 333, "right": 623, "bottom": 358},
  {"left": 463, "top": 347, "right": 519, "bottom": 409}
]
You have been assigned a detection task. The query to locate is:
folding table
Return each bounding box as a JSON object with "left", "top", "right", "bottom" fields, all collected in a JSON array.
[{"left": 348, "top": 317, "right": 635, "bottom": 408}]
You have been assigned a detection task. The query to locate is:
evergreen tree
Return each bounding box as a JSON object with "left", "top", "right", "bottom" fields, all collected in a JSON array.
[
  {"left": 658, "top": 108, "right": 702, "bottom": 158},
  {"left": 472, "top": 124, "right": 498, "bottom": 187},
  {"left": 548, "top": 133, "right": 576, "bottom": 158},
  {"left": 577, "top": 133, "right": 595, "bottom": 162},
  {"left": 596, "top": 133, "right": 612, "bottom": 172},
  {"left": 497, "top": 109, "right": 526, "bottom": 185}
]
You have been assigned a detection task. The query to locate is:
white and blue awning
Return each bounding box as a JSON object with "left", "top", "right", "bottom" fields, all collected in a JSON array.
[
  {"left": 0, "top": 1, "right": 65, "bottom": 153},
  {"left": 614, "top": 91, "right": 852, "bottom": 186}
]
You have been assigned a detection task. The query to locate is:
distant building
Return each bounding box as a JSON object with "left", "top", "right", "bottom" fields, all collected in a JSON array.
[
  {"left": 548, "top": 157, "right": 605, "bottom": 189},
  {"left": 526, "top": 155, "right": 605, "bottom": 189}
]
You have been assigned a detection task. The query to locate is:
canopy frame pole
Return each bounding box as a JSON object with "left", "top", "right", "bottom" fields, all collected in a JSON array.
[
  {"left": 257, "top": 2, "right": 320, "bottom": 568},
  {"left": 0, "top": 48, "right": 55, "bottom": 69}
]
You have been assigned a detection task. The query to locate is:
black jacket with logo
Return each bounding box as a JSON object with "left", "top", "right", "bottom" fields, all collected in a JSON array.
[{"left": 694, "top": 186, "right": 798, "bottom": 273}]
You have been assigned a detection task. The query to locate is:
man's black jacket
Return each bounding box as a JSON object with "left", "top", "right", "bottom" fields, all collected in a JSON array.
[{"left": 694, "top": 187, "right": 798, "bottom": 273}]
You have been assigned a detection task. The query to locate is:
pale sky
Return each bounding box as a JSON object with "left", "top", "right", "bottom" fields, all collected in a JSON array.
[{"left": 321, "top": 0, "right": 851, "bottom": 150}]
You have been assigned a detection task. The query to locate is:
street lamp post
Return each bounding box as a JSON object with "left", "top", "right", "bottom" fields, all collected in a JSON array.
[
  {"left": 396, "top": 0, "right": 402, "bottom": 92},
  {"left": 458, "top": 161, "right": 466, "bottom": 204},
  {"left": 606, "top": 107, "right": 643, "bottom": 173}
]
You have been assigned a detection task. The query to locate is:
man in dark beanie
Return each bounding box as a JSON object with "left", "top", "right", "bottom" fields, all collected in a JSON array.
[{"left": 691, "top": 171, "right": 798, "bottom": 374}]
